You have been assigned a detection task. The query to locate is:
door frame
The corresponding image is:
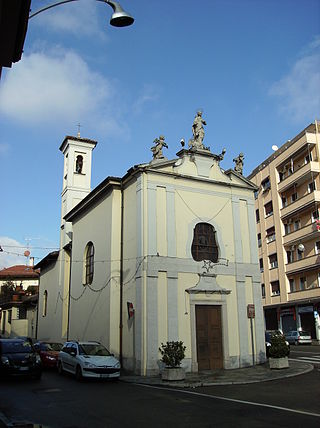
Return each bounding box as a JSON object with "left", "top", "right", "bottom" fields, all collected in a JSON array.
[{"left": 190, "top": 299, "right": 229, "bottom": 372}]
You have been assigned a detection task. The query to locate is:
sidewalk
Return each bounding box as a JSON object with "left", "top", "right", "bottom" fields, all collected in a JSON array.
[{"left": 120, "top": 360, "right": 314, "bottom": 388}]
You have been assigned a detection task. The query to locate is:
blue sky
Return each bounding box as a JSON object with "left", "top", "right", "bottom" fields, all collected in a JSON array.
[{"left": 1, "top": 0, "right": 319, "bottom": 268}]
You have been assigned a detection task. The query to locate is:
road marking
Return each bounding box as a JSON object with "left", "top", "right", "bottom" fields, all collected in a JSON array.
[
  {"left": 137, "top": 384, "right": 320, "bottom": 418},
  {"left": 289, "top": 357, "right": 320, "bottom": 363}
]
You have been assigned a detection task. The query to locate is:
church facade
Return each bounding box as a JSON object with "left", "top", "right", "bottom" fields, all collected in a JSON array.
[{"left": 36, "top": 116, "right": 266, "bottom": 375}]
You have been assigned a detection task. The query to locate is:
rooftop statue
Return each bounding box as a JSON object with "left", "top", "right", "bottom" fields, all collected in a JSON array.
[
  {"left": 233, "top": 152, "right": 244, "bottom": 175},
  {"left": 151, "top": 135, "right": 168, "bottom": 160},
  {"left": 188, "top": 111, "right": 209, "bottom": 150}
]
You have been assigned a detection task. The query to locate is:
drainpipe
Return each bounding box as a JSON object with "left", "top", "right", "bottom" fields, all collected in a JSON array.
[
  {"left": 67, "top": 248, "right": 72, "bottom": 340},
  {"left": 119, "top": 183, "right": 124, "bottom": 365}
]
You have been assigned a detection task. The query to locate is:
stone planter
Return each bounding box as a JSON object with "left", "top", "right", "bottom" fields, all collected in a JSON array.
[
  {"left": 161, "top": 367, "right": 186, "bottom": 381},
  {"left": 269, "top": 357, "right": 289, "bottom": 370}
]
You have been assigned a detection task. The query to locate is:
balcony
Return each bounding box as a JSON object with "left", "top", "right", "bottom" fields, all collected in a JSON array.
[
  {"left": 287, "top": 285, "right": 320, "bottom": 302},
  {"left": 281, "top": 190, "right": 320, "bottom": 220},
  {"left": 283, "top": 222, "right": 320, "bottom": 246},
  {"left": 286, "top": 253, "right": 320, "bottom": 275},
  {"left": 278, "top": 161, "right": 320, "bottom": 193}
]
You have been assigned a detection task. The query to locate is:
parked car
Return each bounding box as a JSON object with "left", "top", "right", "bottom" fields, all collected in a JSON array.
[
  {"left": 265, "top": 330, "right": 290, "bottom": 358},
  {"left": 57, "top": 341, "right": 121, "bottom": 380},
  {"left": 0, "top": 338, "right": 42, "bottom": 379},
  {"left": 34, "top": 341, "right": 63, "bottom": 369},
  {"left": 285, "top": 330, "right": 312, "bottom": 345}
]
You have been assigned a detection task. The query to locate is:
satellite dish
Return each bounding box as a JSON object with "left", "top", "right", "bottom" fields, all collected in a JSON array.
[
  {"left": 298, "top": 244, "right": 305, "bottom": 252},
  {"left": 24, "top": 250, "right": 30, "bottom": 257},
  {"left": 272, "top": 145, "right": 279, "bottom": 151}
]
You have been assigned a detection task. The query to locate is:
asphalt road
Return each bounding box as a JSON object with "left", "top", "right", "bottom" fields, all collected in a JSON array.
[
  {"left": 0, "top": 367, "right": 319, "bottom": 428},
  {"left": 289, "top": 344, "right": 320, "bottom": 367}
]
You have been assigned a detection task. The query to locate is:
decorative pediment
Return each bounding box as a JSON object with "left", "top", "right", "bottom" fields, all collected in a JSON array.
[{"left": 186, "top": 273, "right": 231, "bottom": 295}]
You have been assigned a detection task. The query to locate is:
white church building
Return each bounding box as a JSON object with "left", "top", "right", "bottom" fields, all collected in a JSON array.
[{"left": 36, "top": 115, "right": 266, "bottom": 375}]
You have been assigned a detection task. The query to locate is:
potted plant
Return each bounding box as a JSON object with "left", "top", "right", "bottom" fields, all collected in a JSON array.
[
  {"left": 159, "top": 341, "right": 186, "bottom": 381},
  {"left": 268, "top": 331, "right": 290, "bottom": 369}
]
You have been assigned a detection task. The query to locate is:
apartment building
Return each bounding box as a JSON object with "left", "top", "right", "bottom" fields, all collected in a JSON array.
[{"left": 248, "top": 121, "right": 320, "bottom": 342}]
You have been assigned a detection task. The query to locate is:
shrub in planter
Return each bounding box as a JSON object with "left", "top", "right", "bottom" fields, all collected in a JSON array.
[
  {"left": 269, "top": 332, "right": 290, "bottom": 358},
  {"left": 159, "top": 341, "right": 186, "bottom": 381},
  {"left": 269, "top": 332, "right": 289, "bottom": 369},
  {"left": 159, "top": 341, "right": 186, "bottom": 368}
]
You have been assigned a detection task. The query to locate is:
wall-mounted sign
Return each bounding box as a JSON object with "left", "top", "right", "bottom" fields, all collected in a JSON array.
[
  {"left": 247, "top": 304, "right": 255, "bottom": 319},
  {"left": 127, "top": 302, "right": 134, "bottom": 319}
]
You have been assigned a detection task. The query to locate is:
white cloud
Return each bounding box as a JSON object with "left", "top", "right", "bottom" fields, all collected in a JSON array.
[
  {"left": 0, "top": 237, "right": 29, "bottom": 269},
  {"left": 132, "top": 84, "right": 160, "bottom": 115},
  {"left": 0, "top": 49, "right": 113, "bottom": 128},
  {"left": 269, "top": 37, "right": 320, "bottom": 122},
  {"left": 30, "top": 0, "right": 106, "bottom": 40}
]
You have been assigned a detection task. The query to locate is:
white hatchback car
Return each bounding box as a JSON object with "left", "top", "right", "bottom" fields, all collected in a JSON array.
[{"left": 58, "top": 341, "right": 121, "bottom": 380}]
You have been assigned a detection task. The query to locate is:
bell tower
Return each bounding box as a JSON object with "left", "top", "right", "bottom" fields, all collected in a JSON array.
[{"left": 59, "top": 135, "right": 97, "bottom": 249}]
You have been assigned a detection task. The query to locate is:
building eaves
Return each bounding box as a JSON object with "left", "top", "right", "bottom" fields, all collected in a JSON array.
[
  {"left": 34, "top": 251, "right": 59, "bottom": 270},
  {"left": 0, "top": 265, "right": 39, "bottom": 279},
  {"left": 64, "top": 176, "right": 121, "bottom": 222},
  {"left": 247, "top": 121, "right": 319, "bottom": 180}
]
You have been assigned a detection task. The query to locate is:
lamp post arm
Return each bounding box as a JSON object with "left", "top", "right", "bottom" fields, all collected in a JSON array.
[{"left": 29, "top": 0, "right": 111, "bottom": 19}]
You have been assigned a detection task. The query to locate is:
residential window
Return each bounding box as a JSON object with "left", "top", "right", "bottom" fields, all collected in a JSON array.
[
  {"left": 271, "top": 281, "right": 280, "bottom": 296},
  {"left": 191, "top": 223, "right": 219, "bottom": 263},
  {"left": 264, "top": 201, "right": 273, "bottom": 217},
  {"left": 18, "top": 307, "right": 27, "bottom": 320},
  {"left": 257, "top": 233, "right": 262, "bottom": 247},
  {"left": 261, "top": 284, "right": 265, "bottom": 298},
  {"left": 279, "top": 171, "right": 284, "bottom": 182},
  {"left": 297, "top": 247, "right": 304, "bottom": 260},
  {"left": 284, "top": 223, "right": 291, "bottom": 235},
  {"left": 305, "top": 153, "right": 312, "bottom": 164},
  {"left": 287, "top": 250, "right": 293, "bottom": 264},
  {"left": 254, "top": 190, "right": 258, "bottom": 200},
  {"left": 291, "top": 192, "right": 297, "bottom": 203},
  {"left": 294, "top": 220, "right": 300, "bottom": 231},
  {"left": 261, "top": 177, "right": 271, "bottom": 192},
  {"left": 308, "top": 181, "right": 316, "bottom": 193},
  {"left": 266, "top": 226, "right": 275, "bottom": 243},
  {"left": 281, "top": 196, "right": 287, "bottom": 208},
  {"left": 75, "top": 155, "right": 83, "bottom": 174},
  {"left": 256, "top": 209, "right": 260, "bottom": 223},
  {"left": 42, "top": 290, "right": 48, "bottom": 317},
  {"left": 299, "top": 277, "right": 306, "bottom": 291},
  {"left": 84, "top": 242, "right": 95, "bottom": 285},
  {"left": 315, "top": 241, "right": 320, "bottom": 255},
  {"left": 269, "top": 253, "right": 278, "bottom": 269},
  {"left": 311, "top": 210, "right": 319, "bottom": 222},
  {"left": 289, "top": 278, "right": 295, "bottom": 293},
  {"left": 259, "top": 258, "right": 264, "bottom": 273}
]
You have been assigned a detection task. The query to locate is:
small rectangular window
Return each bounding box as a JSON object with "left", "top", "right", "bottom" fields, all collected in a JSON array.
[
  {"left": 261, "top": 178, "right": 271, "bottom": 192},
  {"left": 264, "top": 201, "right": 273, "bottom": 217},
  {"left": 257, "top": 233, "right": 262, "bottom": 247},
  {"left": 312, "top": 210, "right": 319, "bottom": 222},
  {"left": 271, "top": 281, "right": 280, "bottom": 295},
  {"left": 266, "top": 227, "right": 275, "bottom": 243},
  {"left": 256, "top": 209, "right": 260, "bottom": 223},
  {"left": 299, "top": 277, "right": 306, "bottom": 290},
  {"left": 269, "top": 253, "right": 278, "bottom": 269},
  {"left": 259, "top": 258, "right": 264, "bottom": 273},
  {"left": 261, "top": 284, "right": 265, "bottom": 298},
  {"left": 305, "top": 153, "right": 312, "bottom": 164},
  {"left": 294, "top": 220, "right": 300, "bottom": 231},
  {"left": 291, "top": 192, "right": 297, "bottom": 202},
  {"left": 308, "top": 182, "right": 316, "bottom": 193},
  {"left": 289, "top": 278, "right": 295, "bottom": 293},
  {"left": 315, "top": 241, "right": 320, "bottom": 255}
]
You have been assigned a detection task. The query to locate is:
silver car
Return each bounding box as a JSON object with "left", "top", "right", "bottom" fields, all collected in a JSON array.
[
  {"left": 58, "top": 341, "right": 121, "bottom": 380},
  {"left": 285, "top": 330, "right": 312, "bottom": 345}
]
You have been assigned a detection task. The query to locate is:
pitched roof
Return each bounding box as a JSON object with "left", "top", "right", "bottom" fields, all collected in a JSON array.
[{"left": 0, "top": 265, "right": 39, "bottom": 279}]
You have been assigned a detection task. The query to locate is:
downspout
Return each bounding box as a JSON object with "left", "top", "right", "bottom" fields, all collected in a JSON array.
[
  {"left": 119, "top": 183, "right": 124, "bottom": 365},
  {"left": 35, "top": 275, "right": 40, "bottom": 340},
  {"left": 66, "top": 248, "right": 72, "bottom": 340}
]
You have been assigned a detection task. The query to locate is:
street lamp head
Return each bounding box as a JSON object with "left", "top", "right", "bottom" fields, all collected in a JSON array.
[{"left": 106, "top": 1, "right": 134, "bottom": 27}]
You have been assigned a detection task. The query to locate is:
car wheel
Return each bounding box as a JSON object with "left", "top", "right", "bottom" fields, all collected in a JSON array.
[
  {"left": 57, "top": 361, "right": 64, "bottom": 375},
  {"left": 75, "top": 365, "right": 83, "bottom": 381}
]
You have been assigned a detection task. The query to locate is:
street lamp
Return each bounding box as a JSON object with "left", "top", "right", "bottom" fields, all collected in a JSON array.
[{"left": 29, "top": 0, "right": 135, "bottom": 27}]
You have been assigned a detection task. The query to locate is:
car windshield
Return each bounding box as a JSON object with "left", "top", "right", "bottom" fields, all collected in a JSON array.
[
  {"left": 1, "top": 340, "right": 32, "bottom": 353},
  {"left": 265, "top": 330, "right": 282, "bottom": 341},
  {"left": 41, "top": 343, "right": 62, "bottom": 352},
  {"left": 299, "top": 331, "right": 310, "bottom": 336},
  {"left": 79, "top": 344, "right": 111, "bottom": 356}
]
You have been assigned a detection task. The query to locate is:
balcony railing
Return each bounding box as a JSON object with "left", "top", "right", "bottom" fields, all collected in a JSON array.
[
  {"left": 281, "top": 190, "right": 320, "bottom": 219},
  {"left": 283, "top": 222, "right": 320, "bottom": 245},
  {"left": 278, "top": 161, "right": 320, "bottom": 193},
  {"left": 285, "top": 253, "right": 320, "bottom": 275}
]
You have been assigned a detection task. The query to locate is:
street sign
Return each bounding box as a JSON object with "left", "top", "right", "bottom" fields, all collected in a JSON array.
[{"left": 247, "top": 304, "right": 255, "bottom": 318}]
